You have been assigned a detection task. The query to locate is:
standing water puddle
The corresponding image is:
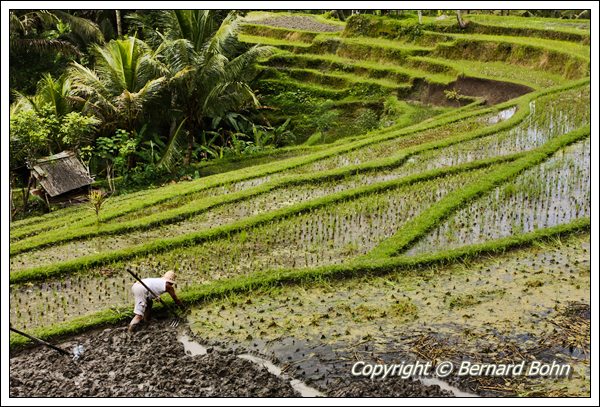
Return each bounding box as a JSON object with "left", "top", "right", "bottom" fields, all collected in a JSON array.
[
  {"left": 178, "top": 333, "right": 475, "bottom": 397},
  {"left": 177, "top": 334, "right": 325, "bottom": 397},
  {"left": 179, "top": 334, "right": 208, "bottom": 356}
]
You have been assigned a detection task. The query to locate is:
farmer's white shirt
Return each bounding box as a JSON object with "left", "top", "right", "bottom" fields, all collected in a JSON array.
[{"left": 133, "top": 277, "right": 167, "bottom": 299}]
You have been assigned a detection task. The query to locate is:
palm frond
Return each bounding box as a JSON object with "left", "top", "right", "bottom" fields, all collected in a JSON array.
[
  {"left": 204, "top": 12, "right": 238, "bottom": 57},
  {"left": 10, "top": 90, "right": 37, "bottom": 114},
  {"left": 69, "top": 61, "right": 117, "bottom": 117},
  {"left": 52, "top": 10, "right": 104, "bottom": 44},
  {"left": 157, "top": 117, "right": 187, "bottom": 170},
  {"left": 224, "top": 45, "right": 275, "bottom": 83},
  {"left": 10, "top": 38, "right": 81, "bottom": 56}
]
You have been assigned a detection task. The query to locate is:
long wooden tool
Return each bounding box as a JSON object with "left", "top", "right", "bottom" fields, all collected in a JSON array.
[
  {"left": 127, "top": 270, "right": 181, "bottom": 327},
  {"left": 10, "top": 326, "right": 71, "bottom": 356}
]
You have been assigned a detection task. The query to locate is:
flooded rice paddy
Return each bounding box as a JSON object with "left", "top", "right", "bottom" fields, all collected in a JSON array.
[
  {"left": 10, "top": 166, "right": 500, "bottom": 329},
  {"left": 406, "top": 138, "right": 590, "bottom": 255},
  {"left": 186, "top": 232, "right": 590, "bottom": 396}
]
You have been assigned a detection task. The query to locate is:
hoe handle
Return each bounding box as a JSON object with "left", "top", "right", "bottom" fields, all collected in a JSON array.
[
  {"left": 127, "top": 270, "right": 181, "bottom": 320},
  {"left": 9, "top": 326, "right": 71, "bottom": 356},
  {"left": 127, "top": 270, "right": 164, "bottom": 303}
]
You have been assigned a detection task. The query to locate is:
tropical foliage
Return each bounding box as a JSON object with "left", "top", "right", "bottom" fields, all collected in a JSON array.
[{"left": 9, "top": 9, "right": 278, "bottom": 200}]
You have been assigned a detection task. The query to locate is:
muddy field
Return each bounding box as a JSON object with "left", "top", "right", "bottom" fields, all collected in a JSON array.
[
  {"left": 9, "top": 319, "right": 453, "bottom": 397},
  {"left": 9, "top": 320, "right": 297, "bottom": 397},
  {"left": 186, "top": 232, "right": 591, "bottom": 397}
]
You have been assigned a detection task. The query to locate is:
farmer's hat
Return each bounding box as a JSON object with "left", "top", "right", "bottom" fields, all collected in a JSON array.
[{"left": 163, "top": 270, "right": 176, "bottom": 284}]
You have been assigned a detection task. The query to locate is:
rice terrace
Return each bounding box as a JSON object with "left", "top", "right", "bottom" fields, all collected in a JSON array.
[{"left": 6, "top": 6, "right": 593, "bottom": 400}]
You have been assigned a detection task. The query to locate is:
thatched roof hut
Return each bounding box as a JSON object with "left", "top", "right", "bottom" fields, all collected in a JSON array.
[{"left": 29, "top": 151, "right": 94, "bottom": 197}]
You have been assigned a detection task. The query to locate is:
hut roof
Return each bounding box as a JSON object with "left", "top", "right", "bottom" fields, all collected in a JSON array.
[{"left": 29, "top": 151, "right": 94, "bottom": 197}]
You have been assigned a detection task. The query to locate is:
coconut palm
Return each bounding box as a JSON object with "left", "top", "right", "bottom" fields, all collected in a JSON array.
[
  {"left": 68, "top": 36, "right": 167, "bottom": 134},
  {"left": 12, "top": 73, "right": 76, "bottom": 117},
  {"left": 133, "top": 10, "right": 274, "bottom": 164},
  {"left": 9, "top": 10, "right": 102, "bottom": 55},
  {"left": 9, "top": 10, "right": 101, "bottom": 96}
]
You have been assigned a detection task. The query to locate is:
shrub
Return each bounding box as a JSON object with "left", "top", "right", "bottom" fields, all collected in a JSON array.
[
  {"left": 352, "top": 108, "right": 379, "bottom": 133},
  {"left": 380, "top": 96, "right": 406, "bottom": 127}
]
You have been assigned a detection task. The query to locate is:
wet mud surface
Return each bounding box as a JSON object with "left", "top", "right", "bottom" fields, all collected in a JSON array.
[
  {"left": 9, "top": 319, "right": 454, "bottom": 397},
  {"left": 9, "top": 320, "right": 297, "bottom": 397},
  {"left": 187, "top": 232, "right": 590, "bottom": 397}
]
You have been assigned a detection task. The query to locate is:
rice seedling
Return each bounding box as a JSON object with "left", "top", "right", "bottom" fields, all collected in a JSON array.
[{"left": 406, "top": 137, "right": 590, "bottom": 255}]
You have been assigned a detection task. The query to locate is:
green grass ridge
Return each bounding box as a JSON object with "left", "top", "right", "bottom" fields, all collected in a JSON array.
[
  {"left": 9, "top": 153, "right": 521, "bottom": 284},
  {"left": 10, "top": 217, "right": 589, "bottom": 349},
  {"left": 9, "top": 12, "right": 591, "bottom": 352},
  {"left": 365, "top": 125, "right": 591, "bottom": 259},
  {"left": 11, "top": 77, "right": 586, "bottom": 242},
  {"left": 10, "top": 78, "right": 589, "bottom": 255}
]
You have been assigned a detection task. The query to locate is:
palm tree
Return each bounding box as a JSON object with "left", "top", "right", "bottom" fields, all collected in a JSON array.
[
  {"left": 9, "top": 10, "right": 104, "bottom": 98},
  {"left": 68, "top": 36, "right": 167, "bottom": 134},
  {"left": 8, "top": 10, "right": 102, "bottom": 57},
  {"left": 134, "top": 10, "right": 274, "bottom": 165},
  {"left": 12, "top": 73, "right": 75, "bottom": 117}
]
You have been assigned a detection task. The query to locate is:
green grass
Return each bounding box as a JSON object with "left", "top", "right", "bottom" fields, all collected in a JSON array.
[
  {"left": 409, "top": 56, "right": 564, "bottom": 89},
  {"left": 241, "top": 23, "right": 323, "bottom": 41},
  {"left": 432, "top": 36, "right": 589, "bottom": 79},
  {"left": 365, "top": 125, "right": 590, "bottom": 259},
  {"left": 8, "top": 104, "right": 518, "bottom": 255},
  {"left": 258, "top": 77, "right": 347, "bottom": 99},
  {"left": 340, "top": 35, "right": 434, "bottom": 52},
  {"left": 8, "top": 153, "right": 522, "bottom": 284},
  {"left": 9, "top": 90, "right": 516, "bottom": 249},
  {"left": 238, "top": 33, "right": 313, "bottom": 48},
  {"left": 439, "top": 31, "right": 590, "bottom": 60},
  {"left": 271, "top": 66, "right": 409, "bottom": 91},
  {"left": 11, "top": 78, "right": 589, "bottom": 255},
  {"left": 10, "top": 218, "right": 589, "bottom": 348},
  {"left": 308, "top": 35, "right": 433, "bottom": 63},
  {"left": 465, "top": 14, "right": 590, "bottom": 36},
  {"left": 267, "top": 52, "right": 456, "bottom": 85},
  {"left": 9, "top": 12, "right": 591, "bottom": 352}
]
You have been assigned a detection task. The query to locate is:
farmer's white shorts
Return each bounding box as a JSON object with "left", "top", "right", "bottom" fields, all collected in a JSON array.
[{"left": 132, "top": 284, "right": 150, "bottom": 316}]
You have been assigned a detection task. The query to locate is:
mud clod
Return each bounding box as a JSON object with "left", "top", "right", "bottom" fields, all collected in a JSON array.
[{"left": 9, "top": 321, "right": 298, "bottom": 397}]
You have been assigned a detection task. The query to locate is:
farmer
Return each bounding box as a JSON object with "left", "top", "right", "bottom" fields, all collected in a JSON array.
[{"left": 128, "top": 270, "right": 183, "bottom": 332}]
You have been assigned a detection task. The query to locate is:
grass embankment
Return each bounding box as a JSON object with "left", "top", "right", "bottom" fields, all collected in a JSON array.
[
  {"left": 10, "top": 95, "right": 492, "bottom": 236},
  {"left": 9, "top": 95, "right": 515, "bottom": 253},
  {"left": 8, "top": 104, "right": 519, "bottom": 255},
  {"left": 11, "top": 78, "right": 588, "bottom": 255},
  {"left": 365, "top": 124, "right": 591, "bottom": 258},
  {"left": 8, "top": 153, "right": 522, "bottom": 284},
  {"left": 241, "top": 23, "right": 325, "bottom": 42},
  {"left": 9, "top": 187, "right": 162, "bottom": 241},
  {"left": 408, "top": 56, "right": 564, "bottom": 89},
  {"left": 441, "top": 32, "right": 589, "bottom": 59},
  {"left": 11, "top": 100, "right": 590, "bottom": 278},
  {"left": 266, "top": 52, "right": 456, "bottom": 85},
  {"left": 10, "top": 218, "right": 589, "bottom": 348},
  {"left": 238, "top": 33, "right": 313, "bottom": 50},
  {"left": 339, "top": 14, "right": 589, "bottom": 80},
  {"left": 432, "top": 33, "right": 589, "bottom": 79},
  {"left": 261, "top": 66, "right": 409, "bottom": 95},
  {"left": 343, "top": 13, "right": 589, "bottom": 44},
  {"left": 465, "top": 14, "right": 590, "bottom": 40},
  {"left": 306, "top": 35, "right": 433, "bottom": 64}
]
